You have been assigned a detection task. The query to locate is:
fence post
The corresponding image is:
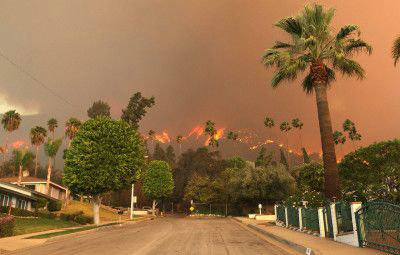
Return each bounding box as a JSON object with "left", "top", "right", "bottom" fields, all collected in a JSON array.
[
  {"left": 350, "top": 202, "right": 362, "bottom": 247},
  {"left": 318, "top": 207, "right": 325, "bottom": 238},
  {"left": 285, "top": 207, "right": 289, "bottom": 227},
  {"left": 274, "top": 205, "right": 278, "bottom": 224},
  {"left": 330, "top": 203, "right": 338, "bottom": 241},
  {"left": 298, "top": 208, "right": 303, "bottom": 230}
]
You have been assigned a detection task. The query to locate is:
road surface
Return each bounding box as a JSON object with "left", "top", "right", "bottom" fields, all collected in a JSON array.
[{"left": 11, "top": 217, "right": 291, "bottom": 255}]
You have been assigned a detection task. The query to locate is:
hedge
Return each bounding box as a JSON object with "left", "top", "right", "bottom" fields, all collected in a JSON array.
[
  {"left": 0, "top": 216, "right": 15, "bottom": 237},
  {"left": 0, "top": 206, "right": 35, "bottom": 217},
  {"left": 59, "top": 211, "right": 93, "bottom": 225},
  {"left": 47, "top": 200, "right": 62, "bottom": 212}
]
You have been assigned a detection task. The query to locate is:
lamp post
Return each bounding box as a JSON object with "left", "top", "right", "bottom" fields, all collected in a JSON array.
[{"left": 130, "top": 183, "right": 135, "bottom": 219}]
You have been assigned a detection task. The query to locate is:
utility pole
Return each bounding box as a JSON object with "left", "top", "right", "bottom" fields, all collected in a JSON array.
[{"left": 130, "top": 183, "right": 134, "bottom": 219}]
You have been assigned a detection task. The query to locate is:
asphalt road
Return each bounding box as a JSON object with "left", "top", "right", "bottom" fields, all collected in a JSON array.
[{"left": 11, "top": 217, "right": 291, "bottom": 255}]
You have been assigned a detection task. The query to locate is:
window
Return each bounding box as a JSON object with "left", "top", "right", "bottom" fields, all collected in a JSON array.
[
  {"left": 0, "top": 194, "right": 10, "bottom": 207},
  {"left": 16, "top": 199, "right": 27, "bottom": 210}
]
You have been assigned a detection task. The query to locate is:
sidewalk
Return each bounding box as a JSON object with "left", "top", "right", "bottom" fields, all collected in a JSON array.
[
  {"left": 0, "top": 216, "right": 153, "bottom": 253},
  {"left": 234, "top": 217, "right": 381, "bottom": 255}
]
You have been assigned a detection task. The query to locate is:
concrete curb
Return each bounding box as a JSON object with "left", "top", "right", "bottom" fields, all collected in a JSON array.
[{"left": 232, "top": 218, "right": 322, "bottom": 255}]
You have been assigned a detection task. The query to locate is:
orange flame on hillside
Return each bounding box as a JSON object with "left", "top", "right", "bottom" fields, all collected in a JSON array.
[
  {"left": 203, "top": 128, "right": 225, "bottom": 146},
  {"left": 11, "top": 140, "right": 27, "bottom": 149},
  {"left": 154, "top": 131, "right": 171, "bottom": 144},
  {"left": 185, "top": 125, "right": 204, "bottom": 140}
]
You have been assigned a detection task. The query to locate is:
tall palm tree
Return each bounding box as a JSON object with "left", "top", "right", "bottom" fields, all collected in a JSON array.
[
  {"left": 47, "top": 118, "right": 58, "bottom": 171},
  {"left": 65, "top": 118, "right": 81, "bottom": 146},
  {"left": 392, "top": 36, "right": 400, "bottom": 66},
  {"left": 292, "top": 118, "right": 304, "bottom": 150},
  {"left": 30, "top": 126, "right": 47, "bottom": 177},
  {"left": 14, "top": 149, "right": 35, "bottom": 185},
  {"left": 44, "top": 138, "right": 62, "bottom": 195},
  {"left": 205, "top": 120, "right": 218, "bottom": 148},
  {"left": 280, "top": 121, "right": 292, "bottom": 168},
  {"left": 176, "top": 135, "right": 183, "bottom": 155},
  {"left": 1, "top": 110, "right": 21, "bottom": 161},
  {"left": 262, "top": 4, "right": 372, "bottom": 199},
  {"left": 227, "top": 131, "right": 239, "bottom": 155}
]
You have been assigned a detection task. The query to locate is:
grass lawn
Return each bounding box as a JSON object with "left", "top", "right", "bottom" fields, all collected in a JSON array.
[
  {"left": 14, "top": 218, "right": 80, "bottom": 236},
  {"left": 60, "top": 200, "right": 128, "bottom": 221},
  {"left": 26, "top": 223, "right": 118, "bottom": 239}
]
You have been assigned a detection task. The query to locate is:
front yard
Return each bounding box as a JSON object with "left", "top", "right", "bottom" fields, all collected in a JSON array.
[{"left": 14, "top": 218, "right": 79, "bottom": 236}]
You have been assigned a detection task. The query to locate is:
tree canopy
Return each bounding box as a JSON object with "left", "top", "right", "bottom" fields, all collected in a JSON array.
[
  {"left": 143, "top": 160, "right": 174, "bottom": 201},
  {"left": 87, "top": 100, "right": 111, "bottom": 119},
  {"left": 121, "top": 92, "right": 155, "bottom": 129}
]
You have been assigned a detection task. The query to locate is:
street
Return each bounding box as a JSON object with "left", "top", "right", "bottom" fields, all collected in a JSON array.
[{"left": 10, "top": 217, "right": 291, "bottom": 255}]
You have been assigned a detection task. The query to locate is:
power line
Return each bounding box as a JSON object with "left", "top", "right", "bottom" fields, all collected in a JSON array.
[{"left": 0, "top": 49, "right": 84, "bottom": 114}]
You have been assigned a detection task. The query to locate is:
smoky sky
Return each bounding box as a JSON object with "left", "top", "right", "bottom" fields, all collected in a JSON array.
[{"left": 0, "top": 0, "right": 398, "bottom": 159}]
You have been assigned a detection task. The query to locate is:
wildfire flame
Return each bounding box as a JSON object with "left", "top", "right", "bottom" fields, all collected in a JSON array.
[
  {"left": 154, "top": 131, "right": 171, "bottom": 144},
  {"left": 203, "top": 128, "right": 225, "bottom": 146},
  {"left": 11, "top": 140, "right": 27, "bottom": 149},
  {"left": 184, "top": 125, "right": 204, "bottom": 140}
]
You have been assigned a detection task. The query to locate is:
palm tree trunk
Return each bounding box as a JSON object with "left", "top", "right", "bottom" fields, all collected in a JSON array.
[
  {"left": 35, "top": 145, "right": 39, "bottom": 177},
  {"left": 286, "top": 132, "right": 290, "bottom": 169},
  {"left": 17, "top": 165, "right": 22, "bottom": 185},
  {"left": 314, "top": 82, "right": 341, "bottom": 200},
  {"left": 46, "top": 158, "right": 52, "bottom": 196}
]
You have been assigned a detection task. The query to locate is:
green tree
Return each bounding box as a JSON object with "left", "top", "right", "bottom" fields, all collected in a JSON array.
[
  {"left": 30, "top": 126, "right": 47, "bottom": 177},
  {"left": 392, "top": 35, "right": 400, "bottom": 66},
  {"left": 165, "top": 145, "right": 176, "bottom": 168},
  {"left": 1, "top": 110, "right": 21, "bottom": 161},
  {"left": 14, "top": 149, "right": 35, "bottom": 185},
  {"left": 262, "top": 4, "right": 372, "bottom": 199},
  {"left": 64, "top": 117, "right": 144, "bottom": 225},
  {"left": 255, "top": 147, "right": 273, "bottom": 168},
  {"left": 333, "top": 130, "right": 346, "bottom": 159},
  {"left": 280, "top": 121, "right": 291, "bottom": 168},
  {"left": 176, "top": 135, "right": 183, "bottom": 155},
  {"left": 143, "top": 160, "right": 174, "bottom": 216},
  {"left": 343, "top": 119, "right": 361, "bottom": 150},
  {"left": 292, "top": 162, "right": 324, "bottom": 193},
  {"left": 302, "top": 148, "right": 311, "bottom": 164},
  {"left": 339, "top": 140, "right": 400, "bottom": 202},
  {"left": 87, "top": 100, "right": 111, "bottom": 119},
  {"left": 292, "top": 118, "right": 304, "bottom": 150},
  {"left": 47, "top": 118, "right": 58, "bottom": 139},
  {"left": 205, "top": 120, "right": 218, "bottom": 148},
  {"left": 279, "top": 149, "right": 289, "bottom": 170},
  {"left": 44, "top": 138, "right": 62, "bottom": 195},
  {"left": 65, "top": 118, "right": 81, "bottom": 147},
  {"left": 153, "top": 143, "right": 166, "bottom": 161},
  {"left": 121, "top": 92, "right": 155, "bottom": 129}
]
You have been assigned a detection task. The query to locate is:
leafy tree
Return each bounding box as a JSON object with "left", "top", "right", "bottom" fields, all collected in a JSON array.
[
  {"left": 184, "top": 175, "right": 214, "bottom": 204},
  {"left": 392, "top": 35, "right": 400, "bottom": 66},
  {"left": 226, "top": 156, "right": 247, "bottom": 169},
  {"left": 65, "top": 118, "right": 81, "bottom": 147},
  {"left": 14, "top": 149, "right": 35, "bottom": 185},
  {"left": 121, "top": 92, "right": 155, "bottom": 129},
  {"left": 333, "top": 130, "right": 346, "bottom": 158},
  {"left": 255, "top": 147, "right": 273, "bottom": 168},
  {"left": 148, "top": 130, "right": 155, "bottom": 152},
  {"left": 279, "top": 149, "right": 289, "bottom": 170},
  {"left": 143, "top": 160, "right": 174, "bottom": 215},
  {"left": 302, "top": 148, "right": 311, "bottom": 164},
  {"left": 339, "top": 140, "right": 400, "bottom": 202},
  {"left": 205, "top": 120, "right": 218, "bottom": 148},
  {"left": 30, "top": 126, "right": 47, "bottom": 176},
  {"left": 47, "top": 118, "right": 58, "bottom": 139},
  {"left": 63, "top": 117, "right": 144, "bottom": 225},
  {"left": 292, "top": 118, "right": 304, "bottom": 150},
  {"left": 262, "top": 4, "right": 372, "bottom": 199},
  {"left": 1, "top": 110, "right": 21, "bottom": 160},
  {"left": 153, "top": 143, "right": 166, "bottom": 161},
  {"left": 87, "top": 100, "right": 111, "bottom": 119},
  {"left": 44, "top": 138, "right": 62, "bottom": 195},
  {"left": 343, "top": 119, "right": 361, "bottom": 150},
  {"left": 292, "top": 162, "right": 324, "bottom": 193},
  {"left": 165, "top": 145, "right": 176, "bottom": 168},
  {"left": 280, "top": 121, "right": 291, "bottom": 168}
]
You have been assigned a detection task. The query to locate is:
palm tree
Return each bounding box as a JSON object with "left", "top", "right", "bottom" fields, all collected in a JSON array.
[
  {"left": 148, "top": 130, "right": 155, "bottom": 152},
  {"left": 1, "top": 110, "right": 21, "bottom": 161},
  {"left": 65, "top": 118, "right": 81, "bottom": 146},
  {"left": 30, "top": 126, "right": 47, "bottom": 177},
  {"left": 292, "top": 118, "right": 304, "bottom": 150},
  {"left": 227, "top": 131, "right": 239, "bottom": 155},
  {"left": 333, "top": 130, "right": 346, "bottom": 159},
  {"left": 280, "top": 121, "right": 292, "bottom": 168},
  {"left": 14, "top": 149, "right": 35, "bottom": 185},
  {"left": 262, "top": 4, "right": 372, "bottom": 199},
  {"left": 47, "top": 118, "right": 58, "bottom": 139},
  {"left": 392, "top": 36, "right": 400, "bottom": 66},
  {"left": 43, "top": 138, "right": 62, "bottom": 195},
  {"left": 205, "top": 120, "right": 218, "bottom": 148},
  {"left": 176, "top": 135, "right": 183, "bottom": 155}
]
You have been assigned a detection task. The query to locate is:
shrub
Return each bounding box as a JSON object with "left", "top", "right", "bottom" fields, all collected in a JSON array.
[
  {"left": 0, "top": 216, "right": 15, "bottom": 237},
  {"left": 36, "top": 210, "right": 57, "bottom": 219},
  {"left": 0, "top": 206, "right": 35, "bottom": 217},
  {"left": 74, "top": 215, "right": 94, "bottom": 225},
  {"left": 47, "top": 200, "right": 62, "bottom": 212},
  {"left": 34, "top": 199, "right": 48, "bottom": 210}
]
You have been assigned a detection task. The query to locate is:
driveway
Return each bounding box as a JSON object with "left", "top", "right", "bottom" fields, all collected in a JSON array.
[{"left": 10, "top": 217, "right": 291, "bottom": 255}]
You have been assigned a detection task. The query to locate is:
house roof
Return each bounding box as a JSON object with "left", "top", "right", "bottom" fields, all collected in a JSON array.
[
  {"left": 0, "top": 182, "right": 57, "bottom": 201},
  {"left": 0, "top": 177, "right": 67, "bottom": 191}
]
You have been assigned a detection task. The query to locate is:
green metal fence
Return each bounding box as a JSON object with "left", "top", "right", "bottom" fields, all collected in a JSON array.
[
  {"left": 302, "top": 207, "right": 320, "bottom": 232},
  {"left": 287, "top": 207, "right": 299, "bottom": 228},
  {"left": 276, "top": 205, "right": 286, "bottom": 225},
  {"left": 336, "top": 201, "right": 354, "bottom": 234},
  {"left": 323, "top": 202, "right": 334, "bottom": 238},
  {"left": 356, "top": 201, "right": 400, "bottom": 255}
]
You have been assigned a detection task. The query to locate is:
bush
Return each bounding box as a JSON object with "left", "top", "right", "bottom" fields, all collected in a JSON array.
[
  {"left": 74, "top": 215, "right": 94, "bottom": 225},
  {"left": 34, "top": 199, "right": 48, "bottom": 210},
  {"left": 0, "top": 216, "right": 15, "bottom": 237},
  {"left": 36, "top": 210, "right": 57, "bottom": 219},
  {"left": 47, "top": 200, "right": 62, "bottom": 212},
  {"left": 0, "top": 206, "right": 35, "bottom": 217}
]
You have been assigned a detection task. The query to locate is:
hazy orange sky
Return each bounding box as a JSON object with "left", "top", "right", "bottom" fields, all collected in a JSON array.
[{"left": 0, "top": 1, "right": 398, "bottom": 157}]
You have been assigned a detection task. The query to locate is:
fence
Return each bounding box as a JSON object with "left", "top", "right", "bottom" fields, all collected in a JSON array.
[
  {"left": 276, "top": 205, "right": 286, "bottom": 225},
  {"left": 287, "top": 206, "right": 299, "bottom": 228},
  {"left": 302, "top": 207, "right": 319, "bottom": 232}
]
